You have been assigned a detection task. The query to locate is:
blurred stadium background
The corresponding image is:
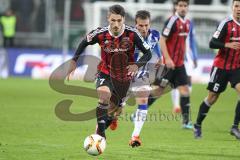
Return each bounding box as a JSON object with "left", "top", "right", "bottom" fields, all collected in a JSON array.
[{"left": 0, "top": 0, "right": 233, "bottom": 82}]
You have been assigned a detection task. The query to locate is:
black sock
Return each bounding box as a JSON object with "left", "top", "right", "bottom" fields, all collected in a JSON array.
[
  {"left": 232, "top": 101, "right": 240, "bottom": 129},
  {"left": 105, "top": 116, "right": 114, "bottom": 129},
  {"left": 148, "top": 94, "right": 157, "bottom": 107},
  {"left": 96, "top": 103, "right": 109, "bottom": 138},
  {"left": 180, "top": 96, "right": 190, "bottom": 124},
  {"left": 196, "top": 100, "right": 211, "bottom": 126}
]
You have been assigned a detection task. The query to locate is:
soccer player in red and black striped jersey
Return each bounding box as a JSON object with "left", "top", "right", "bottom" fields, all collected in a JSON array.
[
  {"left": 67, "top": 5, "right": 152, "bottom": 139},
  {"left": 149, "top": 0, "right": 192, "bottom": 129},
  {"left": 194, "top": 0, "right": 240, "bottom": 139}
]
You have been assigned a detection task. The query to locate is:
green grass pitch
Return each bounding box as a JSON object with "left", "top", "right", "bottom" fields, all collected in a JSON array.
[{"left": 0, "top": 78, "right": 240, "bottom": 160}]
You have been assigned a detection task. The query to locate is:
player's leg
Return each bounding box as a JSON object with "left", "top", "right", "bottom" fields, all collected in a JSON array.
[
  {"left": 171, "top": 89, "right": 181, "bottom": 113},
  {"left": 171, "top": 60, "right": 193, "bottom": 114},
  {"left": 95, "top": 73, "right": 112, "bottom": 138},
  {"left": 106, "top": 98, "right": 125, "bottom": 131},
  {"left": 174, "top": 66, "right": 192, "bottom": 128},
  {"left": 148, "top": 68, "right": 174, "bottom": 106},
  {"left": 106, "top": 101, "right": 119, "bottom": 130},
  {"left": 193, "top": 91, "right": 220, "bottom": 138},
  {"left": 230, "top": 82, "right": 240, "bottom": 139},
  {"left": 171, "top": 75, "right": 192, "bottom": 114},
  {"left": 106, "top": 80, "right": 130, "bottom": 131},
  {"left": 148, "top": 85, "right": 164, "bottom": 106},
  {"left": 130, "top": 86, "right": 150, "bottom": 147},
  {"left": 129, "top": 71, "right": 152, "bottom": 147},
  {"left": 109, "top": 106, "right": 122, "bottom": 130},
  {"left": 194, "top": 67, "right": 227, "bottom": 138},
  {"left": 230, "top": 69, "right": 240, "bottom": 139},
  {"left": 178, "top": 85, "right": 192, "bottom": 129}
]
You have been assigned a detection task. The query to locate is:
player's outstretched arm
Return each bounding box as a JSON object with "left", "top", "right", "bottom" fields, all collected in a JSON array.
[
  {"left": 66, "top": 60, "right": 77, "bottom": 81},
  {"left": 225, "top": 42, "right": 240, "bottom": 50},
  {"left": 209, "top": 37, "right": 240, "bottom": 50},
  {"left": 133, "top": 31, "right": 152, "bottom": 68},
  {"left": 67, "top": 34, "right": 95, "bottom": 80}
]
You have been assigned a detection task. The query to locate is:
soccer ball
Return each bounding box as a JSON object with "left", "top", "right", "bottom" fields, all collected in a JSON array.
[{"left": 83, "top": 134, "right": 106, "bottom": 156}]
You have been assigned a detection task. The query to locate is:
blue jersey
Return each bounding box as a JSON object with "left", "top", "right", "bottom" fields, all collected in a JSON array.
[
  {"left": 134, "top": 29, "right": 161, "bottom": 78},
  {"left": 134, "top": 29, "right": 161, "bottom": 61},
  {"left": 185, "top": 21, "right": 198, "bottom": 63}
]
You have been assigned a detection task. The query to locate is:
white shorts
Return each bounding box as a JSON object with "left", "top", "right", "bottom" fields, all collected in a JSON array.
[{"left": 129, "top": 63, "right": 157, "bottom": 93}]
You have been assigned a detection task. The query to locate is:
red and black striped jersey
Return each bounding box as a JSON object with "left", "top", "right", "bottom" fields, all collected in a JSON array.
[
  {"left": 212, "top": 15, "right": 240, "bottom": 70},
  {"left": 73, "top": 24, "right": 151, "bottom": 81},
  {"left": 162, "top": 14, "right": 190, "bottom": 67}
]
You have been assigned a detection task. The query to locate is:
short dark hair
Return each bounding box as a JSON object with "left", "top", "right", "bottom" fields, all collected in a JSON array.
[
  {"left": 135, "top": 10, "right": 151, "bottom": 22},
  {"left": 174, "top": 0, "right": 189, "bottom": 5},
  {"left": 108, "top": 4, "right": 125, "bottom": 17},
  {"left": 233, "top": 0, "right": 240, "bottom": 3}
]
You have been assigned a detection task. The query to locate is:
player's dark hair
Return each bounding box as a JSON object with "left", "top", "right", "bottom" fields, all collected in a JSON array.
[
  {"left": 108, "top": 4, "right": 125, "bottom": 17},
  {"left": 233, "top": 0, "right": 240, "bottom": 4},
  {"left": 174, "top": 0, "right": 189, "bottom": 5},
  {"left": 135, "top": 10, "right": 151, "bottom": 23}
]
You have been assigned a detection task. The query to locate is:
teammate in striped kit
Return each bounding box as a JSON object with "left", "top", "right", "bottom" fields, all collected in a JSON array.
[
  {"left": 128, "top": 10, "right": 162, "bottom": 147},
  {"left": 148, "top": 0, "right": 193, "bottom": 129},
  {"left": 171, "top": 20, "right": 198, "bottom": 113},
  {"left": 194, "top": 0, "right": 240, "bottom": 139}
]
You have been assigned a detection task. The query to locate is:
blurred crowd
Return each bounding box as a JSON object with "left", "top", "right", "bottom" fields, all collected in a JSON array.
[{"left": 0, "top": 0, "right": 231, "bottom": 49}]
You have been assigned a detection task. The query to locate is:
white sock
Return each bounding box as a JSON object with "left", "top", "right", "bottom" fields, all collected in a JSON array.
[
  {"left": 132, "top": 108, "right": 148, "bottom": 137},
  {"left": 171, "top": 89, "right": 180, "bottom": 108}
]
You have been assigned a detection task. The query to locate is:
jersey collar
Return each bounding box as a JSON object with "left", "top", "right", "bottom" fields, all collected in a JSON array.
[
  {"left": 175, "top": 12, "right": 186, "bottom": 23},
  {"left": 108, "top": 24, "right": 125, "bottom": 38},
  {"left": 231, "top": 15, "right": 240, "bottom": 26}
]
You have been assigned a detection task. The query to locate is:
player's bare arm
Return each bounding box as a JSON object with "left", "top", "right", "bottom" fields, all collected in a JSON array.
[
  {"left": 67, "top": 59, "right": 77, "bottom": 81},
  {"left": 160, "top": 36, "right": 175, "bottom": 69},
  {"left": 210, "top": 37, "right": 240, "bottom": 50},
  {"left": 67, "top": 37, "right": 90, "bottom": 80},
  {"left": 225, "top": 42, "right": 240, "bottom": 50}
]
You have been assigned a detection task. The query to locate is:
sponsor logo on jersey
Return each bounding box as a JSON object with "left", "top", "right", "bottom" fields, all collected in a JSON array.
[
  {"left": 104, "top": 48, "right": 128, "bottom": 53},
  {"left": 178, "top": 32, "right": 188, "bottom": 36},
  {"left": 86, "top": 34, "right": 93, "bottom": 42},
  {"left": 163, "top": 28, "right": 170, "bottom": 36},
  {"left": 103, "top": 38, "right": 133, "bottom": 53},
  {"left": 230, "top": 37, "right": 240, "bottom": 41},
  {"left": 213, "top": 30, "right": 220, "bottom": 38}
]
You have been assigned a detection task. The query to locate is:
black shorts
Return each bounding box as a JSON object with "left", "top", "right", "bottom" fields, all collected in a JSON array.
[
  {"left": 96, "top": 72, "right": 130, "bottom": 107},
  {"left": 154, "top": 65, "right": 188, "bottom": 88},
  {"left": 207, "top": 67, "right": 240, "bottom": 93}
]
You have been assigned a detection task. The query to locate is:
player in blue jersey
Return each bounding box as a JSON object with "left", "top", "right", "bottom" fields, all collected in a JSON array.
[
  {"left": 128, "top": 10, "right": 162, "bottom": 147},
  {"left": 171, "top": 21, "right": 198, "bottom": 113}
]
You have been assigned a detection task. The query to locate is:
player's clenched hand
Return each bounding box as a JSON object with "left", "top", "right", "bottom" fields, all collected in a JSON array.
[
  {"left": 165, "top": 58, "right": 175, "bottom": 69},
  {"left": 225, "top": 42, "right": 240, "bottom": 50},
  {"left": 67, "top": 60, "right": 77, "bottom": 81},
  {"left": 127, "top": 64, "right": 138, "bottom": 77}
]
